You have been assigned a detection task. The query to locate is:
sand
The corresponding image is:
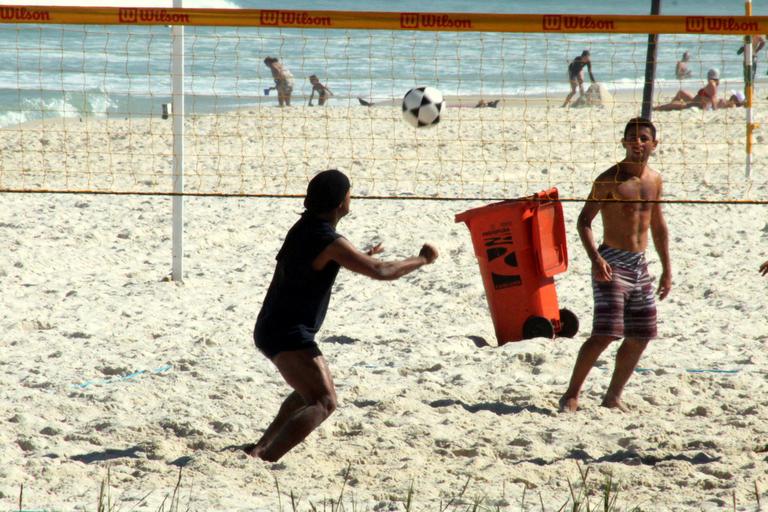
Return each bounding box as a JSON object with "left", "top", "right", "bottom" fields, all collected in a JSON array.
[{"left": 1, "top": 89, "right": 768, "bottom": 511}]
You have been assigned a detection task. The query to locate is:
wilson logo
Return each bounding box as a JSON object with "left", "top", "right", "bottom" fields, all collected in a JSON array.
[
  {"left": 685, "top": 16, "right": 758, "bottom": 33},
  {"left": 259, "top": 10, "right": 331, "bottom": 27},
  {"left": 400, "top": 13, "right": 419, "bottom": 29},
  {"left": 118, "top": 8, "right": 137, "bottom": 23},
  {"left": 542, "top": 15, "right": 562, "bottom": 31},
  {"left": 400, "top": 13, "right": 472, "bottom": 29},
  {"left": 543, "top": 15, "right": 615, "bottom": 31},
  {"left": 118, "top": 8, "right": 190, "bottom": 24},
  {"left": 260, "top": 10, "right": 279, "bottom": 25},
  {"left": 0, "top": 7, "right": 51, "bottom": 21},
  {"left": 705, "top": 17, "right": 759, "bottom": 32},
  {"left": 685, "top": 17, "right": 705, "bottom": 32}
]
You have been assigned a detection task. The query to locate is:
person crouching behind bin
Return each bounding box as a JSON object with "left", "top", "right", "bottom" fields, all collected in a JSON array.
[{"left": 246, "top": 169, "right": 439, "bottom": 462}]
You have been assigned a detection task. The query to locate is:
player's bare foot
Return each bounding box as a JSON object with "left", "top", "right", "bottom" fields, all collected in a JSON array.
[
  {"left": 243, "top": 443, "right": 264, "bottom": 458},
  {"left": 559, "top": 395, "right": 579, "bottom": 412},
  {"left": 600, "top": 396, "right": 629, "bottom": 412}
]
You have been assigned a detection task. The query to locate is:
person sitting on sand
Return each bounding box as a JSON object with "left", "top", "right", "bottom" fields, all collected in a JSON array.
[
  {"left": 264, "top": 56, "right": 294, "bottom": 107},
  {"left": 563, "top": 50, "right": 596, "bottom": 108},
  {"left": 675, "top": 51, "right": 692, "bottom": 80},
  {"left": 654, "top": 68, "right": 720, "bottom": 111},
  {"left": 308, "top": 75, "right": 333, "bottom": 106},
  {"left": 246, "top": 169, "right": 438, "bottom": 462},
  {"left": 717, "top": 90, "right": 746, "bottom": 109},
  {"left": 560, "top": 117, "right": 671, "bottom": 413}
]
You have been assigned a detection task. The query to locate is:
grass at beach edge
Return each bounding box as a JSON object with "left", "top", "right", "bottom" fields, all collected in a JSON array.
[{"left": 11, "top": 462, "right": 765, "bottom": 512}]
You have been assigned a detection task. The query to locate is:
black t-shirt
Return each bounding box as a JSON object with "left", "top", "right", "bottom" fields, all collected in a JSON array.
[{"left": 255, "top": 212, "right": 342, "bottom": 344}]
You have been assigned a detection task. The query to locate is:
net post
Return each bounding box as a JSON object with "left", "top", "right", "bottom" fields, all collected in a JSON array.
[
  {"left": 171, "top": 0, "right": 185, "bottom": 282},
  {"left": 640, "top": 0, "right": 661, "bottom": 120},
  {"left": 745, "top": 0, "right": 755, "bottom": 178}
]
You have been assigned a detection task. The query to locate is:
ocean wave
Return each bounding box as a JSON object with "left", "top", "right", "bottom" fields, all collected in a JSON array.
[{"left": 0, "top": 88, "right": 121, "bottom": 127}]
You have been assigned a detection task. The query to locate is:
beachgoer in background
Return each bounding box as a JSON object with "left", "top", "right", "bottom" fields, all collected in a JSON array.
[
  {"left": 264, "top": 57, "right": 294, "bottom": 107},
  {"left": 308, "top": 75, "right": 333, "bottom": 106},
  {"left": 675, "top": 51, "right": 692, "bottom": 80},
  {"left": 560, "top": 117, "right": 671, "bottom": 413},
  {"left": 717, "top": 90, "right": 746, "bottom": 109},
  {"left": 474, "top": 99, "right": 500, "bottom": 108},
  {"left": 737, "top": 35, "right": 766, "bottom": 82},
  {"left": 760, "top": 260, "right": 768, "bottom": 275},
  {"left": 562, "top": 50, "right": 596, "bottom": 108},
  {"left": 357, "top": 97, "right": 374, "bottom": 107},
  {"left": 247, "top": 169, "right": 439, "bottom": 462},
  {"left": 654, "top": 68, "right": 720, "bottom": 111}
]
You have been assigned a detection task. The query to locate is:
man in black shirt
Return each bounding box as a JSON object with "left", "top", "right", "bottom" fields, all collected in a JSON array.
[{"left": 247, "top": 169, "right": 438, "bottom": 462}]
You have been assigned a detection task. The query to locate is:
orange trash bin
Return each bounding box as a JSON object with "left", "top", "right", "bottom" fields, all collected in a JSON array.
[{"left": 455, "top": 187, "right": 578, "bottom": 345}]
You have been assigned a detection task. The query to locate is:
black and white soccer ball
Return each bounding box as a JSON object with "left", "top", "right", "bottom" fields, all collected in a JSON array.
[{"left": 402, "top": 86, "right": 445, "bottom": 128}]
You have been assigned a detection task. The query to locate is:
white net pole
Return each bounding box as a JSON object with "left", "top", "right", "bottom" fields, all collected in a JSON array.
[
  {"left": 745, "top": 0, "right": 754, "bottom": 178},
  {"left": 171, "top": 0, "right": 185, "bottom": 281}
]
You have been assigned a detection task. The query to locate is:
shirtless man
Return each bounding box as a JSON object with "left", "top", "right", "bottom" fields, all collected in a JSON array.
[
  {"left": 562, "top": 50, "right": 596, "bottom": 108},
  {"left": 675, "top": 51, "right": 692, "bottom": 80},
  {"left": 560, "top": 117, "right": 672, "bottom": 412}
]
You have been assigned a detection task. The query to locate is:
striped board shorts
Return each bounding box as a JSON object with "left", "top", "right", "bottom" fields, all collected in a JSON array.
[{"left": 591, "top": 244, "right": 657, "bottom": 340}]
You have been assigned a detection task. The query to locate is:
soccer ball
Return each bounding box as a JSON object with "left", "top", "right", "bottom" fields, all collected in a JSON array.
[{"left": 402, "top": 86, "right": 445, "bottom": 128}]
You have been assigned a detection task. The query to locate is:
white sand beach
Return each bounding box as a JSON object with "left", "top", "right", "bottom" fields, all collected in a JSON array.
[{"left": 1, "top": 92, "right": 768, "bottom": 510}]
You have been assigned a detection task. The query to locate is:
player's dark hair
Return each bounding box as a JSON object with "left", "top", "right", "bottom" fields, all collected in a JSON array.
[
  {"left": 623, "top": 117, "right": 656, "bottom": 140},
  {"left": 304, "top": 169, "right": 351, "bottom": 214}
]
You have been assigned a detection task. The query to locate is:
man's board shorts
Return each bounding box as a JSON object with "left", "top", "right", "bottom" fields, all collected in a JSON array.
[{"left": 591, "top": 244, "right": 657, "bottom": 340}]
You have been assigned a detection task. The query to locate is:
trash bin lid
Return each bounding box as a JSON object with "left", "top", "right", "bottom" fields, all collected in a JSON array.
[{"left": 532, "top": 201, "right": 568, "bottom": 277}]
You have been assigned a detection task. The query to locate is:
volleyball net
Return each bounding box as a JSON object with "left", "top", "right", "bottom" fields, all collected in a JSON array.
[{"left": 0, "top": 7, "right": 766, "bottom": 202}]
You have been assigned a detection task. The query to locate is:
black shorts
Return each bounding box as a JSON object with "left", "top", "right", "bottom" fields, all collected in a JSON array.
[
  {"left": 253, "top": 322, "right": 322, "bottom": 360},
  {"left": 568, "top": 64, "right": 582, "bottom": 81}
]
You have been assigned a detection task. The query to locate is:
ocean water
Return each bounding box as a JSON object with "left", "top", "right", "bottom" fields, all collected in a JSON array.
[{"left": 0, "top": 0, "right": 760, "bottom": 126}]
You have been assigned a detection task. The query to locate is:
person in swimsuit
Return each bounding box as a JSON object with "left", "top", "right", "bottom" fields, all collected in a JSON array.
[
  {"left": 308, "top": 75, "right": 333, "bottom": 106},
  {"left": 562, "top": 50, "right": 596, "bottom": 108},
  {"left": 717, "top": 90, "right": 746, "bottom": 109},
  {"left": 675, "top": 51, "right": 692, "bottom": 80},
  {"left": 654, "top": 68, "right": 720, "bottom": 111},
  {"left": 264, "top": 57, "right": 294, "bottom": 107},
  {"left": 246, "top": 169, "right": 439, "bottom": 462},
  {"left": 560, "top": 117, "right": 671, "bottom": 413}
]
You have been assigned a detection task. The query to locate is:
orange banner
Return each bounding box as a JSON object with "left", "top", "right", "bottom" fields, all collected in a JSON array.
[{"left": 0, "top": 6, "right": 765, "bottom": 34}]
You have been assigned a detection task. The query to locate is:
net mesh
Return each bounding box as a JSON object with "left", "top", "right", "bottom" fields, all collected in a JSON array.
[{"left": 0, "top": 19, "right": 763, "bottom": 201}]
